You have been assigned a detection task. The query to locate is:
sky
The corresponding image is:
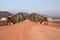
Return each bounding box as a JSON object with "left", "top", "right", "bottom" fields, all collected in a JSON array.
[{"left": 0, "top": 0, "right": 60, "bottom": 13}]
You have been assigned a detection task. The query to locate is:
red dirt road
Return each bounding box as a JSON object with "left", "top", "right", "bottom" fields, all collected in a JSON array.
[{"left": 0, "top": 20, "right": 60, "bottom": 40}]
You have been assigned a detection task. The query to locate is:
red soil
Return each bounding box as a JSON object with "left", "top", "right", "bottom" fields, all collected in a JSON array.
[{"left": 0, "top": 20, "right": 60, "bottom": 40}]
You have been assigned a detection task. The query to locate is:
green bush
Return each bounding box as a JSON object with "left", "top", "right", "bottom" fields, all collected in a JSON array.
[
  {"left": 12, "top": 15, "right": 25, "bottom": 24},
  {"left": 12, "top": 17, "right": 17, "bottom": 24},
  {"left": 18, "top": 15, "right": 25, "bottom": 22}
]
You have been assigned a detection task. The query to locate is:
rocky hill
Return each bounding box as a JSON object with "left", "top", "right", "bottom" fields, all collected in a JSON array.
[{"left": 0, "top": 11, "right": 12, "bottom": 19}]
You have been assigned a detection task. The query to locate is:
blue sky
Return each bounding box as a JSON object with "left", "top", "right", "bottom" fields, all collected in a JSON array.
[{"left": 0, "top": 0, "right": 60, "bottom": 13}]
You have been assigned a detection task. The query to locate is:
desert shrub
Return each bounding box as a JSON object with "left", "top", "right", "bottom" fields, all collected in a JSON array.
[
  {"left": 12, "top": 17, "right": 17, "bottom": 24},
  {"left": 36, "top": 17, "right": 42, "bottom": 22},
  {"left": 18, "top": 14, "right": 25, "bottom": 22},
  {"left": 18, "top": 16, "right": 24, "bottom": 22}
]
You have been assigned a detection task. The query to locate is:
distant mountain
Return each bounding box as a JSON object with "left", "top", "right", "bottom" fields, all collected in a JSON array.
[
  {"left": 0, "top": 10, "right": 60, "bottom": 19},
  {"left": 22, "top": 13, "right": 30, "bottom": 19},
  {"left": 0, "top": 11, "right": 12, "bottom": 18},
  {"left": 40, "top": 10, "right": 60, "bottom": 18}
]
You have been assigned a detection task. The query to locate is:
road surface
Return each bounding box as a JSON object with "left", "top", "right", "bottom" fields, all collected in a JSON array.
[{"left": 0, "top": 20, "right": 60, "bottom": 40}]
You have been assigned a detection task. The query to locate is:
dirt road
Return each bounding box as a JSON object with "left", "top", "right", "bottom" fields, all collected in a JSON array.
[{"left": 0, "top": 20, "right": 60, "bottom": 40}]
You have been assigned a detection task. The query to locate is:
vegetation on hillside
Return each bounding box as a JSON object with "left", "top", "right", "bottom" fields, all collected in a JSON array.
[
  {"left": 0, "top": 11, "right": 48, "bottom": 25},
  {"left": 28, "top": 13, "right": 46, "bottom": 22},
  {"left": 12, "top": 13, "right": 25, "bottom": 24}
]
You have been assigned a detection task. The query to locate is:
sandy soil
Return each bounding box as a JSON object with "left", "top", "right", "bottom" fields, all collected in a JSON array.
[
  {"left": 0, "top": 20, "right": 60, "bottom": 40},
  {"left": 47, "top": 23, "right": 60, "bottom": 30}
]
